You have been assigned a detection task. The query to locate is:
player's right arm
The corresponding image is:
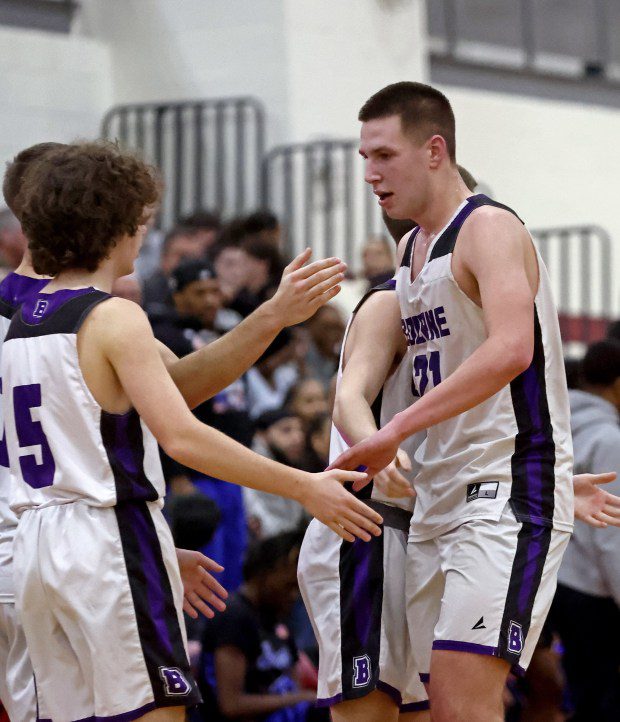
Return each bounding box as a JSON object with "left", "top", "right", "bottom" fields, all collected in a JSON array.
[
  {"left": 87, "top": 298, "right": 381, "bottom": 542},
  {"left": 333, "top": 291, "right": 413, "bottom": 498}
]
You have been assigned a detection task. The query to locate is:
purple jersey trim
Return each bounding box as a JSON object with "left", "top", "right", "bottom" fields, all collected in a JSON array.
[
  {"left": 0, "top": 272, "right": 48, "bottom": 308},
  {"left": 21, "top": 287, "right": 96, "bottom": 325}
]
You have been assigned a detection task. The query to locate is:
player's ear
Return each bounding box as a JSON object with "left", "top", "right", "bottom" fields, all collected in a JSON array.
[{"left": 427, "top": 134, "right": 448, "bottom": 169}]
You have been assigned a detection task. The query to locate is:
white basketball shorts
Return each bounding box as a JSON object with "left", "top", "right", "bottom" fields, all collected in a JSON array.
[
  {"left": 406, "top": 502, "right": 570, "bottom": 681},
  {"left": 13, "top": 500, "right": 201, "bottom": 721},
  {"left": 298, "top": 501, "right": 428, "bottom": 712},
  {"left": 0, "top": 601, "right": 36, "bottom": 721}
]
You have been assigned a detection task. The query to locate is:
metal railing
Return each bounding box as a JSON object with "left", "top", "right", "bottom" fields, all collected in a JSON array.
[
  {"left": 102, "top": 97, "right": 265, "bottom": 229},
  {"left": 261, "top": 139, "right": 384, "bottom": 262}
]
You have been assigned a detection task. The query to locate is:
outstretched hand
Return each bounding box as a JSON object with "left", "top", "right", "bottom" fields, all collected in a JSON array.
[
  {"left": 328, "top": 426, "right": 400, "bottom": 489},
  {"left": 300, "top": 469, "right": 383, "bottom": 542},
  {"left": 268, "top": 248, "right": 346, "bottom": 325},
  {"left": 373, "top": 448, "right": 416, "bottom": 499},
  {"left": 573, "top": 472, "right": 620, "bottom": 528},
  {"left": 176, "top": 548, "right": 228, "bottom": 619}
]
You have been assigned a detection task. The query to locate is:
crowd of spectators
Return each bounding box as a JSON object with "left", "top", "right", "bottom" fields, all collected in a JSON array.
[{"left": 1, "top": 199, "right": 619, "bottom": 721}]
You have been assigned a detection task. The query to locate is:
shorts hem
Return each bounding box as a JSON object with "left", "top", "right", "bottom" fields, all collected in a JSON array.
[
  {"left": 316, "top": 678, "right": 415, "bottom": 709},
  {"left": 37, "top": 697, "right": 199, "bottom": 722},
  {"left": 432, "top": 640, "right": 525, "bottom": 676},
  {"left": 401, "top": 700, "right": 431, "bottom": 712}
]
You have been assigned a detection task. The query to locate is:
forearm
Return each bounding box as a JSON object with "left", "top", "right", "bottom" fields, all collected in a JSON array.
[
  {"left": 333, "top": 389, "right": 378, "bottom": 446},
  {"left": 220, "top": 691, "right": 311, "bottom": 717},
  {"left": 165, "top": 420, "right": 307, "bottom": 500},
  {"left": 167, "top": 301, "right": 282, "bottom": 408},
  {"left": 388, "top": 335, "right": 529, "bottom": 443}
]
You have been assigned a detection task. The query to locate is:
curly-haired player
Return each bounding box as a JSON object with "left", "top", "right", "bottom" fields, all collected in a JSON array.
[{"left": 2, "top": 141, "right": 381, "bottom": 722}]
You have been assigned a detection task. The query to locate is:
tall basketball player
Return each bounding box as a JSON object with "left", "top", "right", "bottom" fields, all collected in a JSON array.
[{"left": 331, "top": 82, "right": 574, "bottom": 722}]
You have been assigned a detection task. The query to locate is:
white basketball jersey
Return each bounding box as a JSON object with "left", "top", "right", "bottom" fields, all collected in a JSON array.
[
  {"left": 329, "top": 281, "right": 426, "bottom": 512},
  {"left": 3, "top": 288, "right": 165, "bottom": 517},
  {"left": 0, "top": 272, "right": 49, "bottom": 601},
  {"left": 395, "top": 194, "right": 573, "bottom": 540}
]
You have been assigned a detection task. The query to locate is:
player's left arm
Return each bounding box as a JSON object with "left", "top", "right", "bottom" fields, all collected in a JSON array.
[
  {"left": 157, "top": 249, "right": 345, "bottom": 409},
  {"left": 331, "top": 209, "right": 536, "bottom": 478}
]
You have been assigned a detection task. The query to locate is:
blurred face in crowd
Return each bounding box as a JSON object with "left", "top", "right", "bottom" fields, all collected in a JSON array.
[
  {"left": 259, "top": 551, "right": 301, "bottom": 616},
  {"left": 0, "top": 214, "right": 27, "bottom": 269},
  {"left": 241, "top": 251, "right": 270, "bottom": 294},
  {"left": 161, "top": 233, "right": 204, "bottom": 275},
  {"left": 264, "top": 415, "right": 305, "bottom": 464},
  {"left": 257, "top": 342, "right": 295, "bottom": 379},
  {"left": 309, "top": 414, "right": 331, "bottom": 465},
  {"left": 360, "top": 114, "right": 433, "bottom": 221},
  {"left": 362, "top": 237, "right": 394, "bottom": 280},
  {"left": 213, "top": 246, "right": 248, "bottom": 299},
  {"left": 173, "top": 276, "right": 223, "bottom": 327},
  {"left": 308, "top": 305, "right": 345, "bottom": 359},
  {"left": 290, "top": 379, "right": 328, "bottom": 426}
]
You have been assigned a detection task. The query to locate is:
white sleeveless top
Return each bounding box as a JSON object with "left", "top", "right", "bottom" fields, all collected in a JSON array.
[
  {"left": 0, "top": 272, "right": 50, "bottom": 600},
  {"left": 3, "top": 288, "right": 165, "bottom": 516},
  {"left": 395, "top": 194, "right": 573, "bottom": 540},
  {"left": 330, "top": 281, "right": 426, "bottom": 512}
]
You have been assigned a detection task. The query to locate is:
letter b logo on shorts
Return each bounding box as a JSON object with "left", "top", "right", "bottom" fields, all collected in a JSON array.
[
  {"left": 352, "top": 654, "right": 371, "bottom": 687},
  {"left": 507, "top": 621, "right": 524, "bottom": 654},
  {"left": 159, "top": 666, "right": 191, "bottom": 696}
]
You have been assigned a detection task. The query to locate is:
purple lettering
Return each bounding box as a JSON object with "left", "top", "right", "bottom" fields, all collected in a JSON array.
[
  {"left": 353, "top": 655, "right": 371, "bottom": 687},
  {"left": 434, "top": 306, "right": 451, "bottom": 337},
  {"left": 13, "top": 383, "right": 55, "bottom": 488},
  {"left": 159, "top": 666, "right": 191, "bottom": 696},
  {"left": 425, "top": 310, "right": 439, "bottom": 339}
]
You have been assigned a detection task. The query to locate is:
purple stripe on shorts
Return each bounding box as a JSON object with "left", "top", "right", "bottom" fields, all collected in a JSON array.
[
  {"left": 315, "top": 692, "right": 344, "bottom": 708},
  {"left": 401, "top": 700, "right": 431, "bottom": 712},
  {"left": 376, "top": 679, "right": 403, "bottom": 707},
  {"left": 433, "top": 640, "right": 498, "bottom": 656},
  {"left": 419, "top": 672, "right": 430, "bottom": 684}
]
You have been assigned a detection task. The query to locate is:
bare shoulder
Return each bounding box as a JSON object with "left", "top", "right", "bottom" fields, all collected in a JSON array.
[
  {"left": 354, "top": 289, "right": 400, "bottom": 326},
  {"left": 461, "top": 204, "right": 528, "bottom": 241},
  {"left": 83, "top": 296, "right": 153, "bottom": 344}
]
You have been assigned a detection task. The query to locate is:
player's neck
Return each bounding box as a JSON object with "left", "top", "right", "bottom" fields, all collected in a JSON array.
[
  {"left": 45, "top": 262, "right": 116, "bottom": 294},
  {"left": 14, "top": 250, "right": 47, "bottom": 279},
  {"left": 415, "top": 173, "right": 472, "bottom": 236}
]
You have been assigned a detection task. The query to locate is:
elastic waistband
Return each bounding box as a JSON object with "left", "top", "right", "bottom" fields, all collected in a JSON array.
[{"left": 365, "top": 498, "right": 412, "bottom": 532}]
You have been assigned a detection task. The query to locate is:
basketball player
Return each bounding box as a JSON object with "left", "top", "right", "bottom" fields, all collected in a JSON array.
[
  {"left": 330, "top": 82, "right": 574, "bottom": 722},
  {"left": 1, "top": 141, "right": 380, "bottom": 722}
]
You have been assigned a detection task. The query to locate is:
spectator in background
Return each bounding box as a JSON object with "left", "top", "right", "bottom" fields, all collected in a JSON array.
[
  {"left": 180, "top": 209, "right": 222, "bottom": 254},
  {"left": 303, "top": 304, "right": 345, "bottom": 388},
  {"left": 142, "top": 224, "right": 207, "bottom": 315},
  {"left": 244, "top": 409, "right": 307, "bottom": 539},
  {"left": 303, "top": 412, "right": 331, "bottom": 473},
  {"left": 243, "top": 209, "right": 282, "bottom": 249},
  {"left": 211, "top": 240, "right": 249, "bottom": 308},
  {"left": 247, "top": 329, "right": 299, "bottom": 419},
  {"left": 198, "top": 530, "right": 318, "bottom": 722},
  {"left": 0, "top": 208, "right": 26, "bottom": 269},
  {"left": 229, "top": 236, "right": 286, "bottom": 317},
  {"left": 552, "top": 339, "right": 620, "bottom": 721},
  {"left": 361, "top": 235, "right": 395, "bottom": 289},
  {"left": 285, "top": 378, "right": 329, "bottom": 430}
]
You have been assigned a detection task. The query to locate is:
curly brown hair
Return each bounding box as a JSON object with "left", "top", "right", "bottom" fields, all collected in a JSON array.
[
  {"left": 19, "top": 141, "right": 161, "bottom": 275},
  {"left": 3, "top": 142, "right": 66, "bottom": 218}
]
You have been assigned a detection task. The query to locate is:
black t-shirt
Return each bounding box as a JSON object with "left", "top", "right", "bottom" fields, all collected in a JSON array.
[{"left": 200, "top": 593, "right": 298, "bottom": 718}]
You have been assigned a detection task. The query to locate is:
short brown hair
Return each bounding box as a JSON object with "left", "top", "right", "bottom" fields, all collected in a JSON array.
[
  {"left": 3, "top": 142, "right": 66, "bottom": 217},
  {"left": 359, "top": 81, "right": 456, "bottom": 162},
  {"left": 19, "top": 141, "right": 160, "bottom": 275}
]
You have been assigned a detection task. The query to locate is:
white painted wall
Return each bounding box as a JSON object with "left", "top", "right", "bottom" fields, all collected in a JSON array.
[
  {"left": 441, "top": 85, "right": 620, "bottom": 313},
  {"left": 0, "top": 25, "right": 111, "bottom": 180}
]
